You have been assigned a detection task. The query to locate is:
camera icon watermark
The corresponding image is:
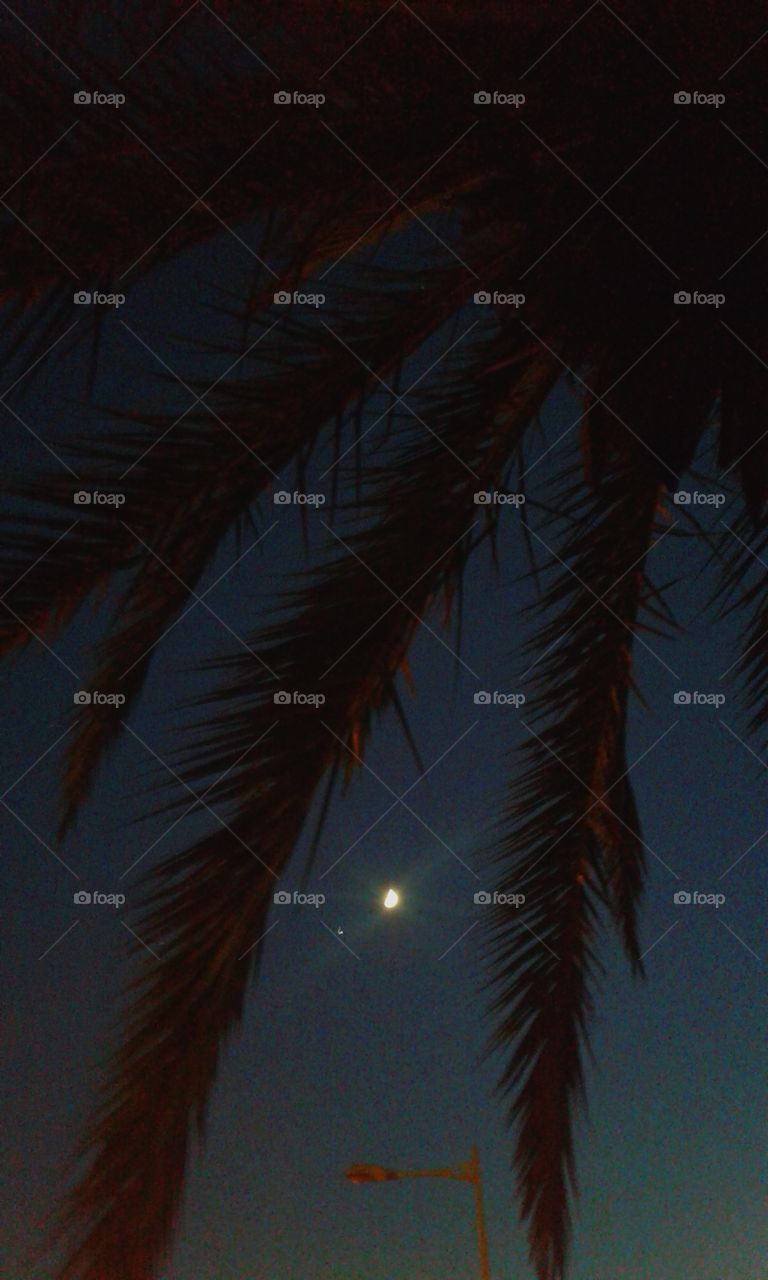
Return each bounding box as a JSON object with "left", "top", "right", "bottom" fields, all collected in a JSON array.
[
  {"left": 674, "top": 889, "right": 725, "bottom": 907},
  {"left": 474, "top": 290, "right": 525, "bottom": 307},
  {"left": 673, "top": 690, "right": 725, "bottom": 707},
  {"left": 273, "top": 690, "right": 326, "bottom": 707},
  {"left": 473, "top": 491, "right": 525, "bottom": 506},
  {"left": 274, "top": 90, "right": 325, "bottom": 107},
  {"left": 474, "top": 890, "right": 526, "bottom": 906},
  {"left": 673, "top": 290, "right": 725, "bottom": 308},
  {"left": 74, "top": 289, "right": 125, "bottom": 308},
  {"left": 74, "top": 889, "right": 126, "bottom": 907},
  {"left": 474, "top": 90, "right": 525, "bottom": 107},
  {"left": 273, "top": 889, "right": 326, "bottom": 906},
  {"left": 674, "top": 90, "right": 725, "bottom": 107},
  {"left": 73, "top": 489, "right": 125, "bottom": 506},
  {"left": 672, "top": 489, "right": 725, "bottom": 507},
  {"left": 474, "top": 690, "right": 525, "bottom": 707},
  {"left": 273, "top": 289, "right": 325, "bottom": 308},
  {"left": 74, "top": 690, "right": 126, "bottom": 707},
  {"left": 74, "top": 89, "right": 125, "bottom": 107},
  {"left": 273, "top": 490, "right": 326, "bottom": 506}
]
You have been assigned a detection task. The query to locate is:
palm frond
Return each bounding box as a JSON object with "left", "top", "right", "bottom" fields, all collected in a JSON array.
[
  {"left": 59, "top": 262, "right": 495, "bottom": 828},
  {"left": 0, "top": 11, "right": 485, "bottom": 383},
  {"left": 0, "top": 264, "right": 479, "bottom": 830},
  {"left": 486, "top": 446, "right": 668, "bottom": 1280},
  {"left": 50, "top": 332, "right": 560, "bottom": 1279}
]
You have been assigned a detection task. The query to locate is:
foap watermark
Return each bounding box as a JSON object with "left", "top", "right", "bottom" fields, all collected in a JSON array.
[
  {"left": 474, "top": 890, "right": 526, "bottom": 907},
  {"left": 74, "top": 690, "right": 126, "bottom": 707},
  {"left": 673, "top": 690, "right": 725, "bottom": 707},
  {"left": 274, "top": 90, "right": 325, "bottom": 107},
  {"left": 273, "top": 690, "right": 326, "bottom": 707},
  {"left": 74, "top": 290, "right": 126, "bottom": 308},
  {"left": 474, "top": 90, "right": 525, "bottom": 107},
  {"left": 74, "top": 490, "right": 125, "bottom": 506},
  {"left": 273, "top": 890, "right": 326, "bottom": 906},
  {"left": 474, "top": 691, "right": 525, "bottom": 707},
  {"left": 474, "top": 490, "right": 525, "bottom": 506},
  {"left": 674, "top": 90, "right": 725, "bottom": 108},
  {"left": 673, "top": 489, "right": 725, "bottom": 507},
  {"left": 274, "top": 290, "right": 325, "bottom": 308},
  {"left": 673, "top": 290, "right": 725, "bottom": 308},
  {"left": 273, "top": 490, "right": 326, "bottom": 506},
  {"left": 74, "top": 89, "right": 125, "bottom": 107},
  {"left": 474, "top": 290, "right": 525, "bottom": 308},
  {"left": 673, "top": 890, "right": 726, "bottom": 908},
  {"left": 74, "top": 889, "right": 126, "bottom": 907}
]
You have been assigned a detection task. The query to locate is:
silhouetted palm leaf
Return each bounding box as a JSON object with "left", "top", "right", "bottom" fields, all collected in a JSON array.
[
  {"left": 48, "top": 329, "right": 559, "bottom": 1280},
  {"left": 486, "top": 447, "right": 672, "bottom": 1277}
]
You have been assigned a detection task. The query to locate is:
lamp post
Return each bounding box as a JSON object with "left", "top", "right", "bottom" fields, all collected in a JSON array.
[{"left": 345, "top": 1144, "right": 492, "bottom": 1280}]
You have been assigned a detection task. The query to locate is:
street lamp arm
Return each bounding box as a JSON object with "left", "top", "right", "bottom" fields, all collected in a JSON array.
[{"left": 392, "top": 1164, "right": 475, "bottom": 1181}]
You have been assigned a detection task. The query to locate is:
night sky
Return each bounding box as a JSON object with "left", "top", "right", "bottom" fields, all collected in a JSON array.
[{"left": 2, "top": 5, "right": 767, "bottom": 1280}]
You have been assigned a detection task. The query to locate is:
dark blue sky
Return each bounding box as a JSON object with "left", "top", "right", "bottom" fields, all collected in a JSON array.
[
  {"left": 2, "top": 231, "right": 765, "bottom": 1280},
  {"left": 1, "top": 5, "right": 766, "bottom": 1278}
]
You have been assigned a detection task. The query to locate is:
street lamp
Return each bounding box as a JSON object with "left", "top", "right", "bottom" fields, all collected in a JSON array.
[{"left": 345, "top": 1145, "right": 492, "bottom": 1280}]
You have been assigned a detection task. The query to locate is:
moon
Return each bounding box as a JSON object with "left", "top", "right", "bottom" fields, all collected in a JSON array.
[{"left": 383, "top": 888, "right": 400, "bottom": 910}]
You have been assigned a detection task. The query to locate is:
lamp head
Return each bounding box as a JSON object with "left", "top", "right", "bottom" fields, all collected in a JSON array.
[{"left": 345, "top": 1163, "right": 398, "bottom": 1183}]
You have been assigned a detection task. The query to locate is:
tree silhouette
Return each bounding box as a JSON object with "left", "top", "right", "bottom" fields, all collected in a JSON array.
[{"left": 1, "top": 4, "right": 766, "bottom": 1278}]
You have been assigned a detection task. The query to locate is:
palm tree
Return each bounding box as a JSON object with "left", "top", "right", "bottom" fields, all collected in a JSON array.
[{"left": 2, "top": 3, "right": 766, "bottom": 1278}]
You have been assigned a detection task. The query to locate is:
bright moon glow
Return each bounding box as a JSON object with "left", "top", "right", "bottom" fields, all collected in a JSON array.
[{"left": 383, "top": 888, "right": 399, "bottom": 910}]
